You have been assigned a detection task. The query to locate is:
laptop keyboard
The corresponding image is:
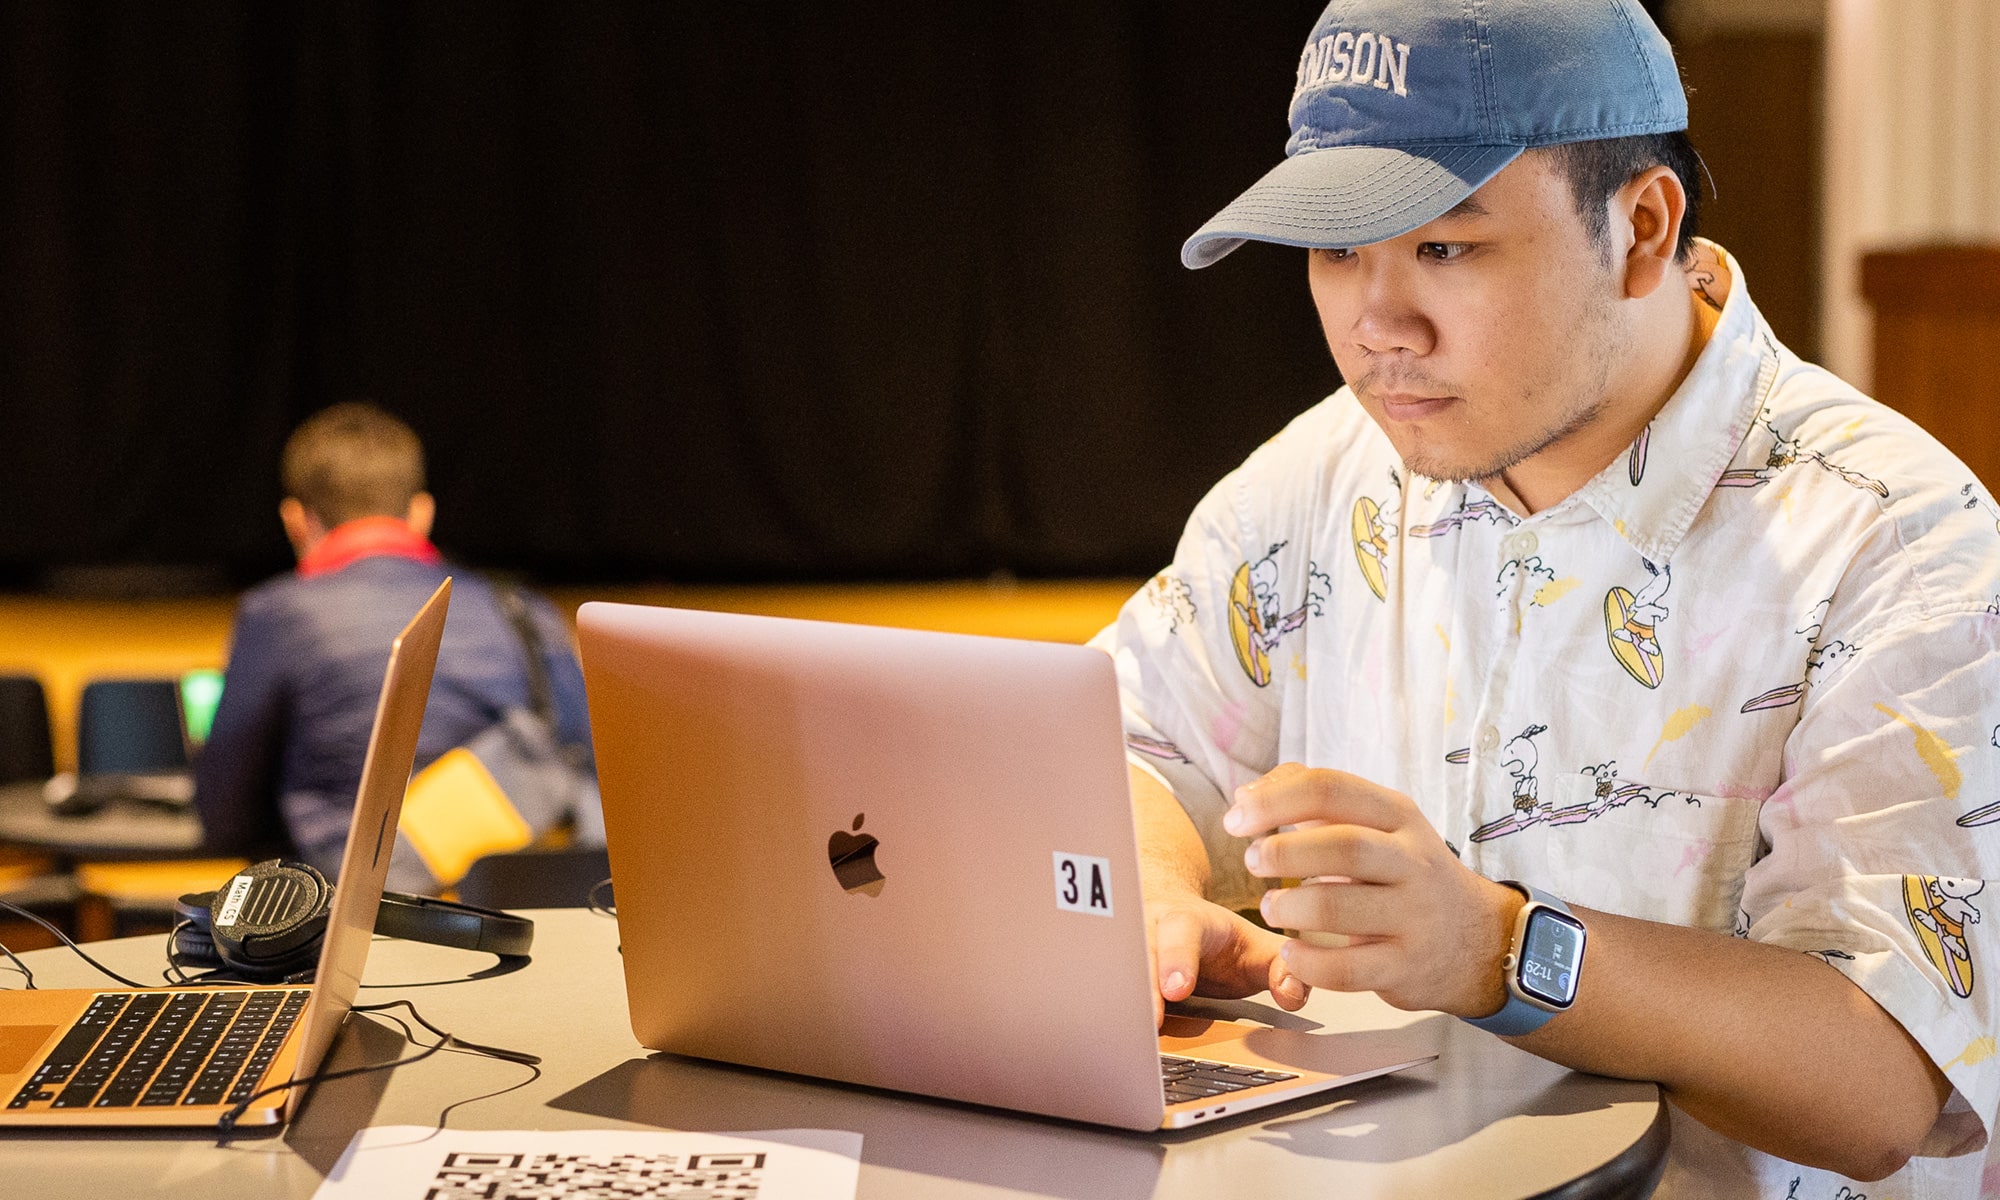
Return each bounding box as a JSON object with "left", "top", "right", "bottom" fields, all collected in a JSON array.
[
  {"left": 1161, "top": 1054, "right": 1299, "bottom": 1105},
  {"left": 7, "top": 989, "right": 309, "bottom": 1111}
]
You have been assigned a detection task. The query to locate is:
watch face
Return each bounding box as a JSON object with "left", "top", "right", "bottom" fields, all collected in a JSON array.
[{"left": 1518, "top": 907, "right": 1585, "bottom": 1008}]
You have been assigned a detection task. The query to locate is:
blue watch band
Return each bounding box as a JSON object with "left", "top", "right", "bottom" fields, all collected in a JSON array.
[{"left": 1463, "top": 882, "right": 1579, "bottom": 1037}]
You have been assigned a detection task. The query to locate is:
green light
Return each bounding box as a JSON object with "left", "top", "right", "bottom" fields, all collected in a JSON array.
[{"left": 180, "top": 668, "right": 225, "bottom": 745}]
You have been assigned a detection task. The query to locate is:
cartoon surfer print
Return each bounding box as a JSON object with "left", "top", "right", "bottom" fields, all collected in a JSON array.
[
  {"left": 1605, "top": 560, "right": 1671, "bottom": 688},
  {"left": 1500, "top": 724, "right": 1547, "bottom": 807},
  {"left": 1142, "top": 573, "right": 1197, "bottom": 634},
  {"left": 1962, "top": 482, "right": 2000, "bottom": 534},
  {"left": 1690, "top": 259, "right": 1726, "bottom": 313},
  {"left": 1226, "top": 542, "right": 1331, "bottom": 688},
  {"left": 1716, "top": 416, "right": 1890, "bottom": 498},
  {"left": 1495, "top": 555, "right": 1559, "bottom": 604},
  {"left": 1784, "top": 1183, "right": 1869, "bottom": 1200},
  {"left": 1470, "top": 757, "right": 1701, "bottom": 843},
  {"left": 1905, "top": 874, "right": 1982, "bottom": 999},
  {"left": 1351, "top": 467, "right": 1404, "bottom": 602},
  {"left": 1627, "top": 423, "right": 1652, "bottom": 487},
  {"left": 1125, "top": 733, "right": 1192, "bottom": 764},
  {"left": 1951, "top": 725, "right": 2000, "bottom": 827},
  {"left": 1740, "top": 598, "right": 1859, "bottom": 713},
  {"left": 1407, "top": 494, "right": 1515, "bottom": 539}
]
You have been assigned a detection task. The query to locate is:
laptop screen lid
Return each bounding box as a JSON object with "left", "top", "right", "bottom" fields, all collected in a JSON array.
[
  {"left": 578, "top": 601, "right": 1172, "bottom": 1130},
  {"left": 281, "top": 576, "right": 451, "bottom": 1111}
]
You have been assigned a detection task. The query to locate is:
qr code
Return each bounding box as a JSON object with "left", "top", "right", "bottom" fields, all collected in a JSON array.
[{"left": 424, "top": 1151, "right": 766, "bottom": 1199}]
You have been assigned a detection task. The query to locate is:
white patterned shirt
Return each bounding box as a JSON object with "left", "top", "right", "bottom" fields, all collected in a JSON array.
[{"left": 1094, "top": 243, "right": 2000, "bottom": 1198}]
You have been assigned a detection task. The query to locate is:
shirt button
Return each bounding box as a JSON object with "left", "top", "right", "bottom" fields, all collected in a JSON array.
[
  {"left": 1476, "top": 725, "right": 1500, "bottom": 752},
  {"left": 1507, "top": 531, "right": 1539, "bottom": 557}
]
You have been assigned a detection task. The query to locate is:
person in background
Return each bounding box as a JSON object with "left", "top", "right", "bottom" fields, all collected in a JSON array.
[
  {"left": 194, "top": 401, "right": 596, "bottom": 886},
  {"left": 1100, "top": 1, "right": 2000, "bottom": 1196}
]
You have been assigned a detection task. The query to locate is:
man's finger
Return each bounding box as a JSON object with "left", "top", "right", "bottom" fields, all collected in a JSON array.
[
  {"left": 1145, "top": 919, "right": 1164, "bottom": 1028},
  {"left": 1243, "top": 822, "right": 1406, "bottom": 883},
  {"left": 1152, "top": 907, "right": 1207, "bottom": 1004},
  {"left": 1259, "top": 879, "right": 1401, "bottom": 938},
  {"left": 1224, "top": 765, "right": 1407, "bottom": 839},
  {"left": 1278, "top": 936, "right": 1401, "bottom": 994},
  {"left": 1268, "top": 944, "right": 1311, "bottom": 1011}
]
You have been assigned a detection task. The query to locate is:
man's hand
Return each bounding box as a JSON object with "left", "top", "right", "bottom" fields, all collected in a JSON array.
[
  {"left": 1128, "top": 764, "right": 1309, "bottom": 1026},
  {"left": 1225, "top": 762, "right": 1521, "bottom": 1017},
  {"left": 1145, "top": 883, "right": 1308, "bottom": 1027}
]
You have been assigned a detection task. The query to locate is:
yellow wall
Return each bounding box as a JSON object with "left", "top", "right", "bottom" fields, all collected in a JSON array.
[{"left": 0, "top": 579, "right": 1141, "bottom": 771}]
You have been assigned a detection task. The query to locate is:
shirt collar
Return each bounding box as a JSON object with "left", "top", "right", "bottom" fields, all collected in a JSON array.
[
  {"left": 1566, "top": 240, "right": 1781, "bottom": 565},
  {"left": 296, "top": 515, "right": 444, "bottom": 579}
]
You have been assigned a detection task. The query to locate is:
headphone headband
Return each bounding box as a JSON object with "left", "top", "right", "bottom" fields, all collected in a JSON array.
[
  {"left": 172, "top": 858, "right": 534, "bottom": 981},
  {"left": 374, "top": 893, "right": 534, "bottom": 958}
]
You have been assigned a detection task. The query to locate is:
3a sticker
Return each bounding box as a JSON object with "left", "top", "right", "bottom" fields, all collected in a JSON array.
[{"left": 1053, "top": 852, "right": 1113, "bottom": 916}]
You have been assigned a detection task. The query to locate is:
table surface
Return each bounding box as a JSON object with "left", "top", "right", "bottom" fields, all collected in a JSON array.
[
  {"left": 0, "top": 778, "right": 206, "bottom": 860},
  {"left": 0, "top": 908, "right": 1666, "bottom": 1200}
]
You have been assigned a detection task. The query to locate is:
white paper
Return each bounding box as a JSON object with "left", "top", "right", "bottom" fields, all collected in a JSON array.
[{"left": 313, "top": 1126, "right": 862, "bottom": 1200}]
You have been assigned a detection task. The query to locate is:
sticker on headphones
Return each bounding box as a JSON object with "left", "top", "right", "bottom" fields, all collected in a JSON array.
[
  {"left": 1053, "top": 852, "right": 1113, "bottom": 917},
  {"left": 215, "top": 873, "right": 255, "bottom": 926}
]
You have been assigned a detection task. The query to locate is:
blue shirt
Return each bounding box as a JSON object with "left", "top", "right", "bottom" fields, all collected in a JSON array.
[{"left": 193, "top": 555, "right": 593, "bottom": 877}]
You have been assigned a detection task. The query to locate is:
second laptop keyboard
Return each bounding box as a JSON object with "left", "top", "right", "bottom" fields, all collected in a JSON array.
[
  {"left": 1160, "top": 1053, "right": 1299, "bottom": 1104},
  {"left": 7, "top": 988, "right": 309, "bottom": 1111}
]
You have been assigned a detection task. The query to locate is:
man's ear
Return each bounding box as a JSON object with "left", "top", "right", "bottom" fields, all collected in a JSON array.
[
  {"left": 1616, "top": 165, "right": 1687, "bottom": 301},
  {"left": 405, "top": 492, "right": 435, "bottom": 539},
  {"left": 278, "top": 498, "right": 325, "bottom": 561}
]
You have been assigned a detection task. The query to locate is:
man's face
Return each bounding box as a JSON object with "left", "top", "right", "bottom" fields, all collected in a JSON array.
[{"left": 1307, "top": 152, "right": 1629, "bottom": 486}]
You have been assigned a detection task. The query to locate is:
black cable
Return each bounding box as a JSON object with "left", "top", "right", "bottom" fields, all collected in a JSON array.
[
  {"left": 214, "top": 999, "right": 541, "bottom": 1133},
  {"left": 0, "top": 898, "right": 154, "bottom": 990},
  {"left": 164, "top": 919, "right": 197, "bottom": 986},
  {"left": 355, "top": 1000, "right": 543, "bottom": 1066},
  {"left": 160, "top": 921, "right": 255, "bottom": 988},
  {"left": 356, "top": 952, "right": 532, "bottom": 989},
  {"left": 216, "top": 1022, "right": 446, "bottom": 1133},
  {"left": 0, "top": 938, "right": 34, "bottom": 989},
  {"left": 337, "top": 1007, "right": 544, "bottom": 1138},
  {"left": 587, "top": 877, "right": 616, "bottom": 917},
  {"left": 430, "top": 1051, "right": 542, "bottom": 1133}
]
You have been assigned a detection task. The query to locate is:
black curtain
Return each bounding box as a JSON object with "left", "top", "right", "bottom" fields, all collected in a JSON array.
[{"left": 0, "top": 2, "right": 1346, "bottom": 587}]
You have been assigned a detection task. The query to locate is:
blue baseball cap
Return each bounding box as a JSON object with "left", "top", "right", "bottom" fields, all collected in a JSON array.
[{"left": 1182, "top": 0, "right": 1687, "bottom": 269}]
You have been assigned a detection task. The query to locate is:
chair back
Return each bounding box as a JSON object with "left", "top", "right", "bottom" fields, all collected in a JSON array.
[
  {"left": 0, "top": 675, "right": 55, "bottom": 784},
  {"left": 456, "top": 846, "right": 611, "bottom": 909},
  {"left": 77, "top": 678, "right": 188, "bottom": 775}
]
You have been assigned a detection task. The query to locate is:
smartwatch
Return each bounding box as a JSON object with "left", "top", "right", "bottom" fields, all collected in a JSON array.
[{"left": 1463, "top": 881, "right": 1586, "bottom": 1036}]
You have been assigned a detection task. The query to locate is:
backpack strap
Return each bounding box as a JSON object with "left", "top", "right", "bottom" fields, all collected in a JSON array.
[{"left": 493, "top": 583, "right": 555, "bottom": 726}]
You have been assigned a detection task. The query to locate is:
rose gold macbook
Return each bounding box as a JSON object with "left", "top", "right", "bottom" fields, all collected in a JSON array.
[
  {"left": 0, "top": 579, "right": 450, "bottom": 1128},
  {"left": 576, "top": 601, "right": 1433, "bottom": 1132}
]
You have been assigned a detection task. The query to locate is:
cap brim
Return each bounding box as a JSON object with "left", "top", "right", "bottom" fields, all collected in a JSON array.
[{"left": 1181, "top": 143, "right": 1525, "bottom": 269}]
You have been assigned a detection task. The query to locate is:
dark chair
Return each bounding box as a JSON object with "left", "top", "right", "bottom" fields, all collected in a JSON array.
[
  {"left": 456, "top": 846, "right": 612, "bottom": 910},
  {"left": 0, "top": 677, "right": 69, "bottom": 938},
  {"left": 67, "top": 677, "right": 211, "bottom": 939},
  {"left": 53, "top": 677, "right": 195, "bottom": 812},
  {"left": 0, "top": 675, "right": 55, "bottom": 785},
  {"left": 77, "top": 679, "right": 188, "bottom": 775}
]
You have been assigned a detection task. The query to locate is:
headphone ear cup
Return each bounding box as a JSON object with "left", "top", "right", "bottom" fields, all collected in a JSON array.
[
  {"left": 169, "top": 890, "right": 225, "bottom": 972},
  {"left": 175, "top": 890, "right": 216, "bottom": 932},
  {"left": 205, "top": 860, "right": 333, "bottom": 982},
  {"left": 170, "top": 924, "right": 224, "bottom": 971},
  {"left": 218, "top": 935, "right": 320, "bottom": 981}
]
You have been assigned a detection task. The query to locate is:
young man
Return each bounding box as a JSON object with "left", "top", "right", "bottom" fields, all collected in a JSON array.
[
  {"left": 194, "top": 402, "right": 596, "bottom": 891},
  {"left": 1098, "top": 2, "right": 2000, "bottom": 1195}
]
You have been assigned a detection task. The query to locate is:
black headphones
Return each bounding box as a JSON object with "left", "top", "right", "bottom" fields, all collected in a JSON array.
[{"left": 171, "top": 859, "right": 535, "bottom": 982}]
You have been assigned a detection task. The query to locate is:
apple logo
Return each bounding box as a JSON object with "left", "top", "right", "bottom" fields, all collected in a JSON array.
[{"left": 827, "top": 812, "right": 886, "bottom": 897}]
